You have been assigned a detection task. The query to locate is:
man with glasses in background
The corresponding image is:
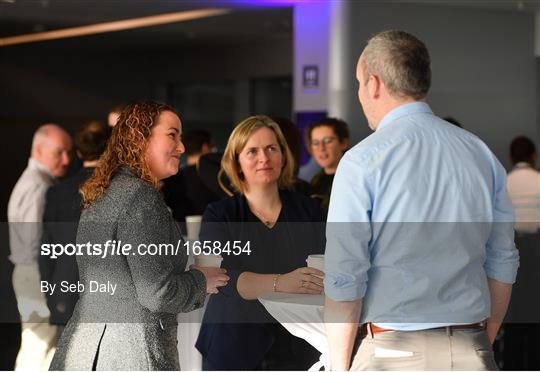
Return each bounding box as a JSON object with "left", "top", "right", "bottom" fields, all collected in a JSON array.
[{"left": 306, "top": 118, "right": 349, "bottom": 213}]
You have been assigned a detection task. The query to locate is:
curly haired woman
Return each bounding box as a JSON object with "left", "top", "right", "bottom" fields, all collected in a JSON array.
[{"left": 50, "top": 101, "right": 229, "bottom": 370}]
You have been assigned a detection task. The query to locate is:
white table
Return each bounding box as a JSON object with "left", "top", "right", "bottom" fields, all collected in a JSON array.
[
  {"left": 259, "top": 292, "right": 329, "bottom": 371},
  {"left": 177, "top": 239, "right": 204, "bottom": 371},
  {"left": 177, "top": 306, "right": 204, "bottom": 370}
]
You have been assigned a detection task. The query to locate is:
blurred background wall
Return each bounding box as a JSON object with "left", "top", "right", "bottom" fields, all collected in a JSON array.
[{"left": 1, "top": 0, "right": 539, "bottom": 220}]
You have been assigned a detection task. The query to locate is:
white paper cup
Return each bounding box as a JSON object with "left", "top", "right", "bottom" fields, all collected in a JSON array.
[
  {"left": 306, "top": 254, "right": 325, "bottom": 272},
  {"left": 186, "top": 215, "right": 202, "bottom": 241},
  {"left": 195, "top": 254, "right": 223, "bottom": 268}
]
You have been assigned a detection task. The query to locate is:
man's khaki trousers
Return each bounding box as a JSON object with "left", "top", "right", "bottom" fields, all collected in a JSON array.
[
  {"left": 12, "top": 263, "right": 58, "bottom": 371},
  {"left": 350, "top": 327, "right": 497, "bottom": 370}
]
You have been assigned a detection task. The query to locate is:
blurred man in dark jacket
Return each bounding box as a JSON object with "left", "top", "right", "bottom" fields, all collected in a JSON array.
[
  {"left": 163, "top": 129, "right": 221, "bottom": 222},
  {"left": 40, "top": 120, "right": 110, "bottom": 326}
]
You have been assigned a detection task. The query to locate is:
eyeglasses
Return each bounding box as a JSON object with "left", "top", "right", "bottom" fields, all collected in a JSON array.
[{"left": 310, "top": 136, "right": 337, "bottom": 148}]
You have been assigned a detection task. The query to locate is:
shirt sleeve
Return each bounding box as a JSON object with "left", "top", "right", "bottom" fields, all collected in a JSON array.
[
  {"left": 484, "top": 158, "right": 520, "bottom": 284},
  {"left": 9, "top": 180, "right": 49, "bottom": 263},
  {"left": 324, "top": 153, "right": 374, "bottom": 301}
]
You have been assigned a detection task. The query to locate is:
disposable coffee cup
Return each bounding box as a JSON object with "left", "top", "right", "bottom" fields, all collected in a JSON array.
[
  {"left": 186, "top": 215, "right": 202, "bottom": 241},
  {"left": 306, "top": 254, "right": 325, "bottom": 272},
  {"left": 195, "top": 254, "right": 223, "bottom": 268}
]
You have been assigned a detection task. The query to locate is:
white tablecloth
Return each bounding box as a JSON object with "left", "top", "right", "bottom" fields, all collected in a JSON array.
[
  {"left": 259, "top": 292, "right": 329, "bottom": 370},
  {"left": 177, "top": 240, "right": 204, "bottom": 371},
  {"left": 177, "top": 304, "right": 205, "bottom": 370}
]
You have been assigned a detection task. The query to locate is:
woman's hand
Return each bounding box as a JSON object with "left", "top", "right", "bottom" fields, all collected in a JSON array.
[
  {"left": 190, "top": 265, "right": 229, "bottom": 294},
  {"left": 276, "top": 267, "right": 324, "bottom": 294}
]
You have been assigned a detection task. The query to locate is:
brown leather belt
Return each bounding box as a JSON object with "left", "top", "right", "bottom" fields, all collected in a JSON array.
[{"left": 362, "top": 321, "right": 487, "bottom": 336}]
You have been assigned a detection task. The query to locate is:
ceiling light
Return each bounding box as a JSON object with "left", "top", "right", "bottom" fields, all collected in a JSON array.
[{"left": 0, "top": 8, "right": 230, "bottom": 47}]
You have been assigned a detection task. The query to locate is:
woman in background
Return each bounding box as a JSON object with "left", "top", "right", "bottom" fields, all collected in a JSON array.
[
  {"left": 306, "top": 118, "right": 349, "bottom": 212},
  {"left": 196, "top": 115, "right": 325, "bottom": 370},
  {"left": 51, "top": 101, "right": 228, "bottom": 370}
]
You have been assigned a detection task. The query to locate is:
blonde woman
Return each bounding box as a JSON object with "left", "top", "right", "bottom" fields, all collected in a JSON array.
[
  {"left": 195, "top": 115, "right": 325, "bottom": 370},
  {"left": 50, "top": 101, "right": 228, "bottom": 370}
]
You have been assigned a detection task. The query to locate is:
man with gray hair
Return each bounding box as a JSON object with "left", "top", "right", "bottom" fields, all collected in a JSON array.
[
  {"left": 8, "top": 123, "right": 71, "bottom": 370},
  {"left": 324, "top": 30, "right": 518, "bottom": 370}
]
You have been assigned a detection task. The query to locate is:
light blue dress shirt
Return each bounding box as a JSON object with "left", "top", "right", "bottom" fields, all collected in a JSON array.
[{"left": 324, "top": 102, "right": 519, "bottom": 330}]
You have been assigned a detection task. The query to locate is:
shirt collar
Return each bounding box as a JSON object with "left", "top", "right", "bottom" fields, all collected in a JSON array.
[
  {"left": 28, "top": 158, "right": 55, "bottom": 179},
  {"left": 514, "top": 162, "right": 533, "bottom": 170},
  {"left": 377, "top": 101, "right": 433, "bottom": 131}
]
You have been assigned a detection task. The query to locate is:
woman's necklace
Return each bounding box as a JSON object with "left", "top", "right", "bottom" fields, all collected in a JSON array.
[{"left": 248, "top": 202, "right": 281, "bottom": 228}]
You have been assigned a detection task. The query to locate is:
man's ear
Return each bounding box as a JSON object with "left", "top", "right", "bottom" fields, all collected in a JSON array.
[
  {"left": 341, "top": 138, "right": 350, "bottom": 151},
  {"left": 368, "top": 75, "right": 381, "bottom": 99},
  {"left": 32, "top": 143, "right": 43, "bottom": 160}
]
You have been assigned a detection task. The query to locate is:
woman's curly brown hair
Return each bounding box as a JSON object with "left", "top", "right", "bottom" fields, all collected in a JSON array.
[{"left": 80, "top": 101, "right": 176, "bottom": 208}]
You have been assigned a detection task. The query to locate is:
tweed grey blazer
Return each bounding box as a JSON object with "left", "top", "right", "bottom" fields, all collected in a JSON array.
[{"left": 50, "top": 168, "right": 206, "bottom": 371}]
